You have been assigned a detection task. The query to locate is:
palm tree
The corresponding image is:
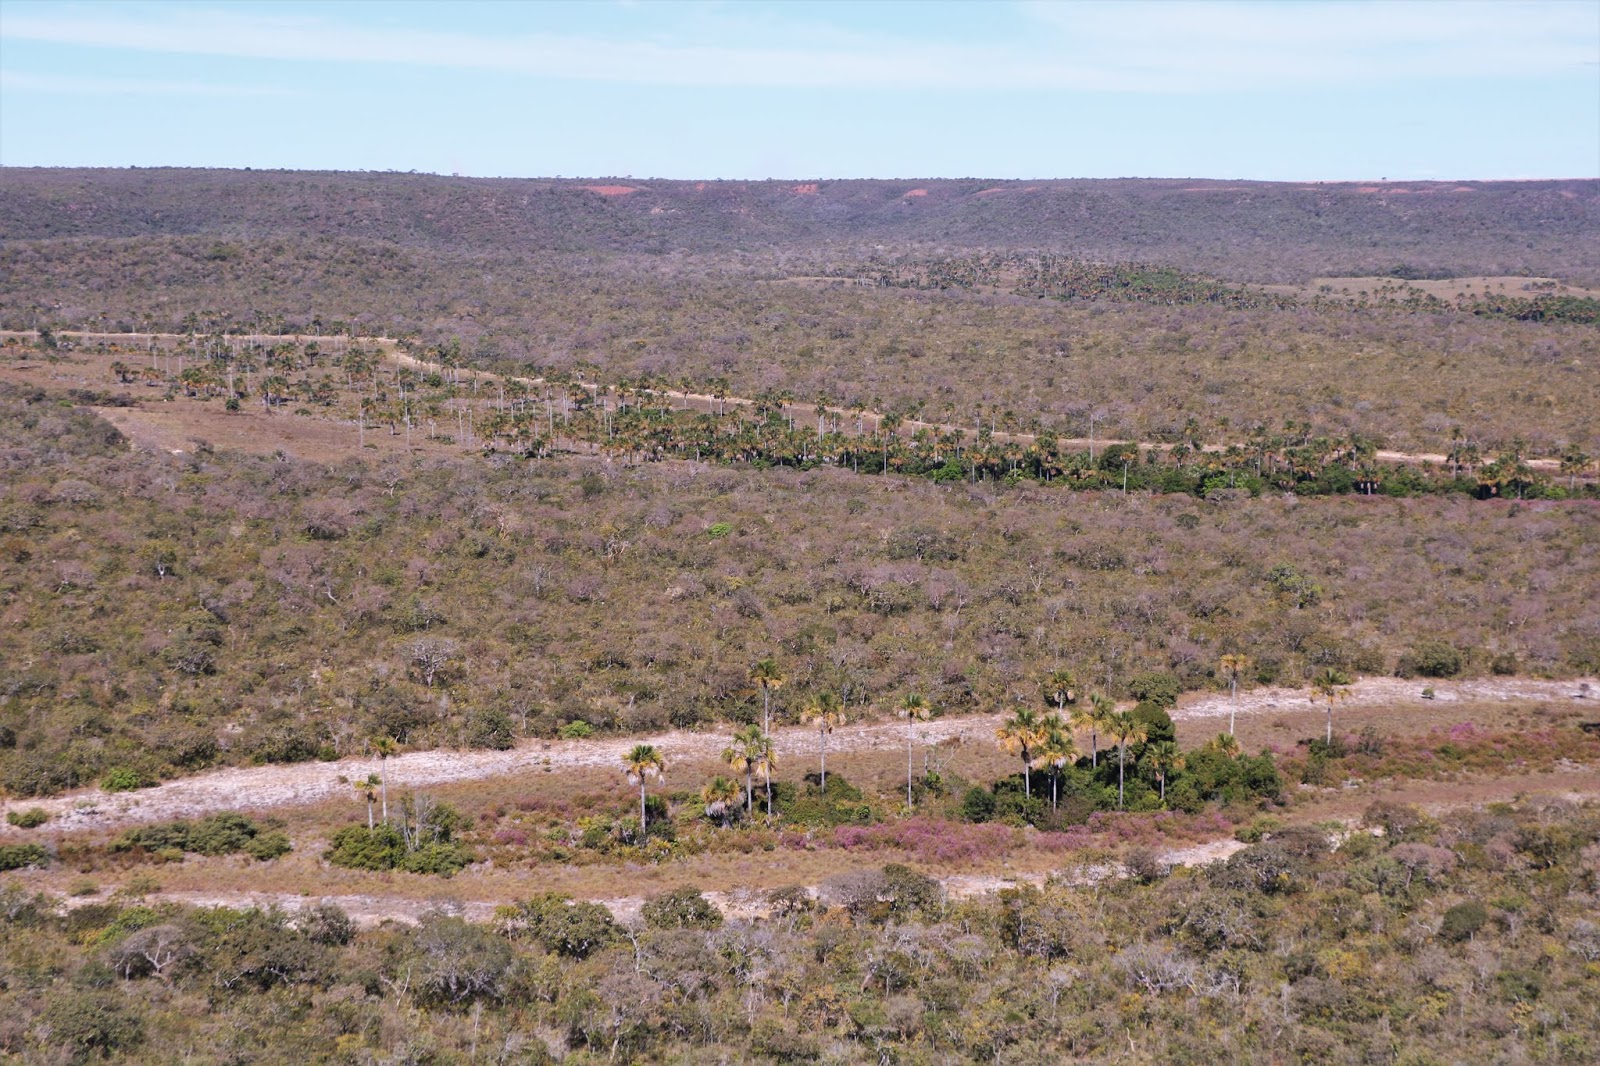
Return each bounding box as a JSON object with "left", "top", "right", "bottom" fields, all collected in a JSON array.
[
  {"left": 1218, "top": 654, "right": 1252, "bottom": 736},
  {"left": 1104, "top": 711, "right": 1150, "bottom": 810},
  {"left": 1074, "top": 693, "right": 1116, "bottom": 768},
  {"left": 1310, "top": 668, "right": 1352, "bottom": 745},
  {"left": 623, "top": 744, "right": 666, "bottom": 839},
  {"left": 800, "top": 691, "right": 845, "bottom": 791},
  {"left": 1032, "top": 714, "right": 1077, "bottom": 811},
  {"left": 371, "top": 735, "right": 399, "bottom": 824},
  {"left": 354, "top": 773, "right": 381, "bottom": 830},
  {"left": 1145, "top": 741, "right": 1185, "bottom": 804},
  {"left": 749, "top": 732, "right": 778, "bottom": 817},
  {"left": 1203, "top": 732, "right": 1242, "bottom": 758},
  {"left": 722, "top": 725, "right": 762, "bottom": 813},
  {"left": 1040, "top": 669, "right": 1076, "bottom": 714},
  {"left": 749, "top": 658, "right": 785, "bottom": 734},
  {"left": 996, "top": 706, "right": 1045, "bottom": 798},
  {"left": 900, "top": 693, "right": 931, "bottom": 808},
  {"left": 700, "top": 775, "right": 741, "bottom": 828}
]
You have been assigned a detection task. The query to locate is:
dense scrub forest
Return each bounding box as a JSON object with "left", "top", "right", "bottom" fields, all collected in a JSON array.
[{"left": 3, "top": 798, "right": 1599, "bottom": 1063}]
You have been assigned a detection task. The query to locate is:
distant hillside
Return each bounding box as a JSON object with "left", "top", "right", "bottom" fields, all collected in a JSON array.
[{"left": 3, "top": 169, "right": 1596, "bottom": 281}]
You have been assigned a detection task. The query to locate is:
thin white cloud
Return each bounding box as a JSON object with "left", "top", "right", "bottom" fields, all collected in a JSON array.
[
  {"left": 0, "top": 69, "right": 297, "bottom": 97},
  {"left": 0, "top": 2, "right": 1593, "bottom": 92}
]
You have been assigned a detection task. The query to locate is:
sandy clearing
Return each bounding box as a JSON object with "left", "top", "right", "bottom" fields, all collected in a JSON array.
[{"left": 3, "top": 678, "right": 1592, "bottom": 836}]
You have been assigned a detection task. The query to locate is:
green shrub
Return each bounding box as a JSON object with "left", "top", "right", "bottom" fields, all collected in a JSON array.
[
  {"left": 6, "top": 807, "right": 49, "bottom": 829},
  {"left": 1440, "top": 901, "right": 1489, "bottom": 942},
  {"left": 1127, "top": 672, "right": 1182, "bottom": 709},
  {"left": 0, "top": 843, "right": 50, "bottom": 870},
  {"left": 111, "top": 813, "right": 290, "bottom": 860},
  {"left": 1397, "top": 640, "right": 1465, "bottom": 678},
  {"left": 558, "top": 720, "right": 594, "bottom": 740},
  {"left": 465, "top": 707, "right": 516, "bottom": 750},
  {"left": 495, "top": 893, "right": 616, "bottom": 958},
  {"left": 324, "top": 824, "right": 473, "bottom": 876},
  {"left": 100, "top": 767, "right": 150, "bottom": 792},
  {"left": 642, "top": 888, "right": 723, "bottom": 930},
  {"left": 243, "top": 831, "right": 292, "bottom": 862},
  {"left": 324, "top": 824, "right": 407, "bottom": 871}
]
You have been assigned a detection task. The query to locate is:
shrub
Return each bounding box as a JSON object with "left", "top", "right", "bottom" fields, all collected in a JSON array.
[
  {"left": 41, "top": 991, "right": 144, "bottom": 1059},
  {"left": 243, "top": 831, "right": 292, "bottom": 862},
  {"left": 6, "top": 807, "right": 49, "bottom": 829},
  {"left": 465, "top": 707, "right": 516, "bottom": 750},
  {"left": 642, "top": 888, "right": 723, "bottom": 930},
  {"left": 112, "top": 813, "right": 290, "bottom": 861},
  {"left": 100, "top": 767, "right": 150, "bottom": 792},
  {"left": 1127, "top": 672, "right": 1182, "bottom": 709},
  {"left": 324, "top": 823, "right": 471, "bottom": 875},
  {"left": 1398, "top": 641, "right": 1466, "bottom": 679},
  {"left": 558, "top": 720, "right": 595, "bottom": 740},
  {"left": 960, "top": 786, "right": 997, "bottom": 822},
  {"left": 495, "top": 893, "right": 616, "bottom": 958},
  {"left": 0, "top": 843, "right": 50, "bottom": 870}
]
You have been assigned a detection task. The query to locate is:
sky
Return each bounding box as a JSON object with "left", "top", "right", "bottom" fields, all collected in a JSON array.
[{"left": 0, "top": 0, "right": 1596, "bottom": 181}]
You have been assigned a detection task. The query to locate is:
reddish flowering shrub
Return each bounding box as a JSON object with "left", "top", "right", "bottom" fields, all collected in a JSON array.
[
  {"left": 832, "top": 819, "right": 1016, "bottom": 864},
  {"left": 492, "top": 829, "right": 529, "bottom": 846}
]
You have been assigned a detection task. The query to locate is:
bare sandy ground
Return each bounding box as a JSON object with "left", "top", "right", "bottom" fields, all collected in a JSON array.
[{"left": 3, "top": 677, "right": 1592, "bottom": 836}]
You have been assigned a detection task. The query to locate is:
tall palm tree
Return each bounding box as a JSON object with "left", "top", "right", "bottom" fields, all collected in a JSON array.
[
  {"left": 1145, "top": 741, "right": 1185, "bottom": 804},
  {"left": 354, "top": 773, "right": 381, "bottom": 830},
  {"left": 623, "top": 744, "right": 666, "bottom": 839},
  {"left": 996, "top": 706, "right": 1045, "bottom": 798},
  {"left": 749, "top": 732, "right": 778, "bottom": 817},
  {"left": 1310, "top": 668, "right": 1352, "bottom": 745},
  {"left": 371, "top": 735, "right": 399, "bottom": 824},
  {"left": 1074, "top": 693, "right": 1116, "bottom": 768},
  {"left": 700, "top": 775, "right": 742, "bottom": 828},
  {"left": 800, "top": 691, "right": 845, "bottom": 791},
  {"left": 900, "top": 693, "right": 931, "bottom": 808},
  {"left": 1032, "top": 715, "right": 1077, "bottom": 811},
  {"left": 1040, "top": 669, "right": 1076, "bottom": 715},
  {"left": 1218, "top": 654, "right": 1252, "bottom": 736},
  {"left": 1104, "top": 711, "right": 1150, "bottom": 810},
  {"left": 722, "top": 725, "right": 762, "bottom": 813},
  {"left": 749, "top": 658, "right": 785, "bottom": 734}
]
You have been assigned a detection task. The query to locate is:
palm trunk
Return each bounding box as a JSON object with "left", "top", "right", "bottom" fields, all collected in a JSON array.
[
  {"left": 1023, "top": 753, "right": 1031, "bottom": 798},
  {"left": 1091, "top": 734, "right": 1098, "bottom": 769},
  {"left": 1051, "top": 769, "right": 1058, "bottom": 811},
  {"left": 1326, "top": 701, "right": 1333, "bottom": 745},
  {"left": 745, "top": 771, "right": 753, "bottom": 812},
  {"left": 907, "top": 720, "right": 915, "bottom": 808},
  {"left": 380, "top": 759, "right": 389, "bottom": 825},
  {"left": 367, "top": 798, "right": 374, "bottom": 830},
  {"left": 1118, "top": 744, "right": 1126, "bottom": 810},
  {"left": 640, "top": 781, "right": 648, "bottom": 839},
  {"left": 764, "top": 768, "right": 772, "bottom": 817},
  {"left": 819, "top": 728, "right": 827, "bottom": 791},
  {"left": 1229, "top": 677, "right": 1238, "bottom": 735}
]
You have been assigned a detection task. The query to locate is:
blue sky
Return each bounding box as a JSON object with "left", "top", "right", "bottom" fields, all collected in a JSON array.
[{"left": 1, "top": 0, "right": 1596, "bottom": 180}]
